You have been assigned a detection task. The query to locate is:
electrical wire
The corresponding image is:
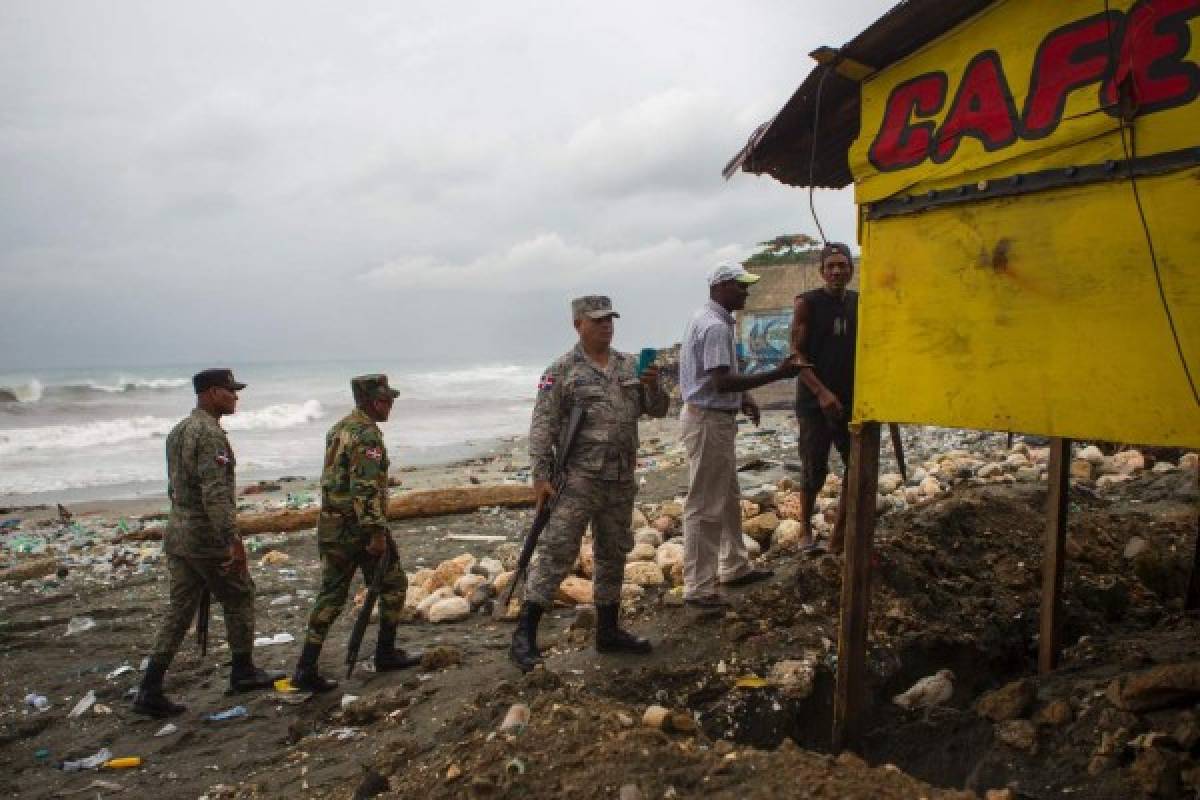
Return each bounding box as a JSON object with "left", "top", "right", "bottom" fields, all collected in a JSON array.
[
  {"left": 1102, "top": 0, "right": 1199, "bottom": 406},
  {"left": 807, "top": 65, "right": 833, "bottom": 245}
]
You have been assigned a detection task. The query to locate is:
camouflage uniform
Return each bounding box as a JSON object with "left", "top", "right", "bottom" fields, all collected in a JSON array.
[
  {"left": 525, "top": 339, "right": 670, "bottom": 607},
  {"left": 302, "top": 394, "right": 406, "bottom": 647},
  {"left": 151, "top": 407, "right": 255, "bottom": 661}
]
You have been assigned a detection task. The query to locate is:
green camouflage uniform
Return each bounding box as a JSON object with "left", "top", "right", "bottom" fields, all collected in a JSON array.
[
  {"left": 152, "top": 408, "right": 255, "bottom": 661},
  {"left": 525, "top": 334, "right": 669, "bottom": 607},
  {"left": 302, "top": 398, "right": 407, "bottom": 646}
]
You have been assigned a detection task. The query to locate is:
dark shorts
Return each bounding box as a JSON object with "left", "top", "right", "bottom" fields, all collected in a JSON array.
[{"left": 796, "top": 411, "right": 851, "bottom": 493}]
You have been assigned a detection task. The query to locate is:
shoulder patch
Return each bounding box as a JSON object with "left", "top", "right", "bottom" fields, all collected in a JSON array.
[
  {"left": 364, "top": 446, "right": 383, "bottom": 462},
  {"left": 215, "top": 450, "right": 231, "bottom": 466},
  {"left": 537, "top": 374, "right": 556, "bottom": 391}
]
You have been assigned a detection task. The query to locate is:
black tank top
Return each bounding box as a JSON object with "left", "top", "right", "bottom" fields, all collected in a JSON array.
[{"left": 795, "top": 288, "right": 858, "bottom": 415}]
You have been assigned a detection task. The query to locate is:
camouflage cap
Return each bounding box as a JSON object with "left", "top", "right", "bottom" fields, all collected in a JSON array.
[
  {"left": 351, "top": 374, "right": 400, "bottom": 402},
  {"left": 193, "top": 368, "right": 246, "bottom": 393},
  {"left": 571, "top": 295, "right": 620, "bottom": 321}
]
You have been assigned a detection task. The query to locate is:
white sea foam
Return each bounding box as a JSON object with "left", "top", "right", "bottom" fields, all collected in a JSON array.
[
  {"left": 0, "top": 379, "right": 44, "bottom": 403},
  {"left": 224, "top": 400, "right": 325, "bottom": 431},
  {"left": 66, "top": 376, "right": 190, "bottom": 394}
]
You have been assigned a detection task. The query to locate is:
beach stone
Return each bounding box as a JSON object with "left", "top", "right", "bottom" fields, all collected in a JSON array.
[
  {"left": 493, "top": 571, "right": 515, "bottom": 594},
  {"left": 651, "top": 515, "right": 674, "bottom": 536},
  {"left": 556, "top": 576, "right": 593, "bottom": 605},
  {"left": 420, "top": 646, "right": 463, "bottom": 670},
  {"left": 1097, "top": 474, "right": 1132, "bottom": 490},
  {"left": 1124, "top": 536, "right": 1149, "bottom": 560},
  {"left": 1110, "top": 662, "right": 1200, "bottom": 712},
  {"left": 744, "top": 535, "right": 762, "bottom": 559},
  {"left": 771, "top": 519, "right": 804, "bottom": 553},
  {"left": 1113, "top": 449, "right": 1146, "bottom": 474},
  {"left": 1033, "top": 700, "right": 1073, "bottom": 727},
  {"left": 454, "top": 574, "right": 488, "bottom": 597},
  {"left": 775, "top": 492, "right": 804, "bottom": 520},
  {"left": 1005, "top": 452, "right": 1031, "bottom": 469},
  {"left": 630, "top": 542, "right": 657, "bottom": 562},
  {"left": 468, "top": 585, "right": 492, "bottom": 611},
  {"left": 577, "top": 540, "right": 594, "bottom": 578},
  {"left": 633, "top": 528, "right": 663, "bottom": 548},
  {"left": 877, "top": 473, "right": 904, "bottom": 494},
  {"left": 624, "top": 562, "right": 665, "bottom": 588},
  {"left": 473, "top": 557, "right": 504, "bottom": 581},
  {"left": 767, "top": 655, "right": 817, "bottom": 699},
  {"left": 904, "top": 487, "right": 922, "bottom": 505},
  {"left": 259, "top": 550, "right": 289, "bottom": 566},
  {"left": 1015, "top": 466, "right": 1040, "bottom": 482},
  {"left": 620, "top": 582, "right": 645, "bottom": 608},
  {"left": 1180, "top": 453, "right": 1198, "bottom": 473},
  {"left": 1070, "top": 459, "right": 1094, "bottom": 482},
  {"left": 919, "top": 477, "right": 941, "bottom": 497},
  {"left": 976, "top": 678, "right": 1036, "bottom": 721},
  {"left": 427, "top": 596, "right": 470, "bottom": 624},
  {"left": 994, "top": 719, "right": 1038, "bottom": 753},
  {"left": 1154, "top": 461, "right": 1178, "bottom": 473},
  {"left": 433, "top": 560, "right": 467, "bottom": 588},
  {"left": 416, "top": 587, "right": 455, "bottom": 618},
  {"left": 495, "top": 542, "right": 520, "bottom": 571},
  {"left": 743, "top": 512, "right": 779, "bottom": 543},
  {"left": 404, "top": 586, "right": 429, "bottom": 609},
  {"left": 655, "top": 541, "right": 684, "bottom": 573},
  {"left": 659, "top": 501, "right": 683, "bottom": 520},
  {"left": 740, "top": 500, "right": 761, "bottom": 519},
  {"left": 411, "top": 568, "right": 438, "bottom": 590},
  {"left": 669, "top": 561, "right": 684, "bottom": 587},
  {"left": 1079, "top": 444, "right": 1105, "bottom": 464},
  {"left": 977, "top": 463, "right": 1005, "bottom": 479},
  {"left": 631, "top": 509, "right": 648, "bottom": 529},
  {"left": 642, "top": 705, "right": 669, "bottom": 729}
]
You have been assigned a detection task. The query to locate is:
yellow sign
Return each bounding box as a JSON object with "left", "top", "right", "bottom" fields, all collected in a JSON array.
[{"left": 848, "top": 0, "right": 1200, "bottom": 446}]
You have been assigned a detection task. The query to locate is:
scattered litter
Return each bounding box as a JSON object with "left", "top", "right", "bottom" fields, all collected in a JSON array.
[
  {"left": 253, "top": 632, "right": 294, "bottom": 647},
  {"left": 139, "top": 657, "right": 150, "bottom": 671},
  {"left": 340, "top": 694, "right": 359, "bottom": 710},
  {"left": 61, "top": 748, "right": 112, "bottom": 772},
  {"left": 65, "top": 616, "right": 97, "bottom": 636},
  {"left": 154, "top": 723, "right": 178, "bottom": 737},
  {"left": 734, "top": 676, "right": 768, "bottom": 689},
  {"left": 25, "top": 693, "right": 50, "bottom": 712},
  {"left": 205, "top": 705, "right": 248, "bottom": 722},
  {"left": 445, "top": 534, "right": 507, "bottom": 542},
  {"left": 328, "top": 727, "right": 363, "bottom": 741},
  {"left": 34, "top": 747, "right": 50, "bottom": 762},
  {"left": 106, "top": 665, "right": 134, "bottom": 680},
  {"left": 273, "top": 678, "right": 298, "bottom": 693},
  {"left": 260, "top": 550, "right": 289, "bottom": 567},
  {"left": 270, "top": 594, "right": 293, "bottom": 606},
  {"left": 102, "top": 757, "right": 142, "bottom": 769},
  {"left": 93, "top": 704, "right": 113, "bottom": 715},
  {"left": 498, "top": 703, "right": 530, "bottom": 734},
  {"left": 68, "top": 690, "right": 96, "bottom": 718},
  {"left": 506, "top": 757, "right": 526, "bottom": 776}
]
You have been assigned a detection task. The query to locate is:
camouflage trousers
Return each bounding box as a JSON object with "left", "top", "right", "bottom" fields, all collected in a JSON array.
[
  {"left": 151, "top": 554, "right": 256, "bottom": 663},
  {"left": 303, "top": 521, "right": 407, "bottom": 647},
  {"left": 526, "top": 473, "right": 638, "bottom": 607}
]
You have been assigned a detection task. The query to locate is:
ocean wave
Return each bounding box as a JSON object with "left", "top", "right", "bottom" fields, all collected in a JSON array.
[
  {"left": 0, "top": 379, "right": 44, "bottom": 404},
  {"left": 223, "top": 400, "right": 326, "bottom": 431},
  {"left": 58, "top": 376, "right": 190, "bottom": 394}
]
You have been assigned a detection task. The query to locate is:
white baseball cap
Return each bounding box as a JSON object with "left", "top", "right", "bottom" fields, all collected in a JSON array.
[{"left": 707, "top": 263, "right": 760, "bottom": 287}]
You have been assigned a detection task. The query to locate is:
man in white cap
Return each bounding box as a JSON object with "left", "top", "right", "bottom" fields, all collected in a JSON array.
[{"left": 678, "top": 264, "right": 804, "bottom": 608}]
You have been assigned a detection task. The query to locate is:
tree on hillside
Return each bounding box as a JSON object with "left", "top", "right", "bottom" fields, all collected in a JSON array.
[{"left": 744, "top": 233, "right": 821, "bottom": 266}]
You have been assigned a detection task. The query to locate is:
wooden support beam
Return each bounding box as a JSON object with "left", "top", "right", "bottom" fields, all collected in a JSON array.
[
  {"left": 832, "top": 421, "right": 881, "bottom": 753},
  {"left": 1038, "top": 437, "right": 1072, "bottom": 674},
  {"left": 1185, "top": 470, "right": 1200, "bottom": 611}
]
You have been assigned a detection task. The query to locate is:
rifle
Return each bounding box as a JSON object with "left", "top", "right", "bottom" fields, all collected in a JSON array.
[
  {"left": 196, "top": 589, "right": 210, "bottom": 656},
  {"left": 346, "top": 533, "right": 393, "bottom": 678},
  {"left": 494, "top": 406, "right": 587, "bottom": 618}
]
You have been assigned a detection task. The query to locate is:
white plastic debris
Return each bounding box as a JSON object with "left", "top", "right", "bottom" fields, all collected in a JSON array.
[
  {"left": 25, "top": 693, "right": 50, "bottom": 712},
  {"left": 253, "top": 632, "right": 295, "bottom": 647},
  {"left": 154, "top": 723, "right": 179, "bottom": 737},
  {"left": 107, "top": 665, "right": 134, "bottom": 680},
  {"left": 68, "top": 690, "right": 97, "bottom": 718},
  {"left": 65, "top": 616, "right": 97, "bottom": 636}
]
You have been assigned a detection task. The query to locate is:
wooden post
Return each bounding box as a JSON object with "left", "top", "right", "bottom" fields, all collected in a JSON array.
[
  {"left": 832, "top": 421, "right": 881, "bottom": 753},
  {"left": 1038, "top": 437, "right": 1072, "bottom": 674}
]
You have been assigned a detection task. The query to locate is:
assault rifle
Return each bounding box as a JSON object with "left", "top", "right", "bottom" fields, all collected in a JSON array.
[
  {"left": 494, "top": 406, "right": 586, "bottom": 618},
  {"left": 345, "top": 534, "right": 394, "bottom": 678}
]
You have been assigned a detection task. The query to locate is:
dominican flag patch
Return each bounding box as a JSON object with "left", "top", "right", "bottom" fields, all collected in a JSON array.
[
  {"left": 537, "top": 374, "right": 555, "bottom": 391},
  {"left": 215, "top": 451, "right": 231, "bottom": 466},
  {"left": 364, "top": 446, "right": 383, "bottom": 462}
]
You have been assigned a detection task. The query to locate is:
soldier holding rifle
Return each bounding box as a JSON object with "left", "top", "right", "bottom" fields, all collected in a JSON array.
[{"left": 509, "top": 295, "right": 669, "bottom": 672}]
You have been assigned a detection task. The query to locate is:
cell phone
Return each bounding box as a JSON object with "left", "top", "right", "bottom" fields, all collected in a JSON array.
[{"left": 636, "top": 347, "right": 657, "bottom": 375}]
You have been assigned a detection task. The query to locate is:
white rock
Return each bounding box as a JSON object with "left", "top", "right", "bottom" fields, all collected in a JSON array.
[
  {"left": 1078, "top": 445, "right": 1105, "bottom": 464},
  {"left": 978, "top": 463, "right": 1005, "bottom": 479},
  {"left": 1097, "top": 474, "right": 1132, "bottom": 490},
  {"left": 632, "top": 509, "right": 649, "bottom": 529},
  {"left": 1113, "top": 450, "right": 1145, "bottom": 474},
  {"left": 1152, "top": 461, "right": 1176, "bottom": 473},
  {"left": 404, "top": 586, "right": 430, "bottom": 609},
  {"left": 454, "top": 574, "right": 488, "bottom": 597},
  {"left": 634, "top": 528, "right": 663, "bottom": 548},
  {"left": 877, "top": 473, "right": 903, "bottom": 494},
  {"left": 772, "top": 519, "right": 805, "bottom": 552},
  {"left": 624, "top": 561, "right": 665, "bottom": 587},
  {"left": 919, "top": 476, "right": 941, "bottom": 497},
  {"left": 655, "top": 541, "right": 684, "bottom": 571},
  {"left": 416, "top": 587, "right": 455, "bottom": 618},
  {"left": 743, "top": 534, "right": 762, "bottom": 558},
  {"left": 1180, "top": 453, "right": 1198, "bottom": 473},
  {"left": 427, "top": 596, "right": 470, "bottom": 623},
  {"left": 475, "top": 557, "right": 504, "bottom": 580},
  {"left": 630, "top": 542, "right": 657, "bottom": 562},
  {"left": 767, "top": 656, "right": 818, "bottom": 699},
  {"left": 1005, "top": 453, "right": 1031, "bottom": 468}
]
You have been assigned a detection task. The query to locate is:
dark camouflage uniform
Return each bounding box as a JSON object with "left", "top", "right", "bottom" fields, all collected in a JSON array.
[
  {"left": 302, "top": 406, "right": 407, "bottom": 646},
  {"left": 525, "top": 342, "right": 669, "bottom": 607},
  {"left": 152, "top": 408, "right": 255, "bottom": 661}
]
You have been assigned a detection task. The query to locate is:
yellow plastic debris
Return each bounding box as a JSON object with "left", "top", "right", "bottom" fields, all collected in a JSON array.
[
  {"left": 735, "top": 676, "right": 768, "bottom": 689},
  {"left": 274, "top": 677, "right": 298, "bottom": 693}
]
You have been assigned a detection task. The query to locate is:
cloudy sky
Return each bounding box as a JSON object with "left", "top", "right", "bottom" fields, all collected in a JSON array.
[{"left": 0, "top": 1, "right": 882, "bottom": 369}]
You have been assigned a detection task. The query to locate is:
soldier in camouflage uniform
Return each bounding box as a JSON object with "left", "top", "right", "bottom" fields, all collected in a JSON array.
[
  {"left": 510, "top": 295, "right": 670, "bottom": 672},
  {"left": 133, "top": 369, "right": 280, "bottom": 718},
  {"left": 291, "top": 374, "right": 421, "bottom": 692}
]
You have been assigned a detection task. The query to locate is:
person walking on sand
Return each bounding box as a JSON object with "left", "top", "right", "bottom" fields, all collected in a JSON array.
[
  {"left": 291, "top": 375, "right": 423, "bottom": 692},
  {"left": 679, "top": 264, "right": 804, "bottom": 610},
  {"left": 509, "top": 295, "right": 670, "bottom": 672},
  {"left": 789, "top": 242, "right": 858, "bottom": 554},
  {"left": 132, "top": 369, "right": 280, "bottom": 718}
]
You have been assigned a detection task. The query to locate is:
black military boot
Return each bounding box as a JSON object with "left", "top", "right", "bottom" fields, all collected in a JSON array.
[
  {"left": 374, "top": 624, "right": 423, "bottom": 671},
  {"left": 131, "top": 658, "right": 186, "bottom": 718},
  {"left": 229, "top": 652, "right": 282, "bottom": 693},
  {"left": 509, "top": 602, "right": 545, "bottom": 673},
  {"left": 292, "top": 642, "right": 338, "bottom": 693},
  {"left": 595, "top": 604, "right": 652, "bottom": 654}
]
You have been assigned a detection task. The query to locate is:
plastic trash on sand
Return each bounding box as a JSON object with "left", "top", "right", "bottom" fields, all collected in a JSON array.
[
  {"left": 65, "top": 616, "right": 97, "bottom": 636},
  {"left": 68, "top": 690, "right": 97, "bottom": 718},
  {"left": 154, "top": 723, "right": 178, "bottom": 737},
  {"left": 253, "top": 632, "right": 295, "bottom": 647},
  {"left": 61, "top": 748, "right": 112, "bottom": 772},
  {"left": 25, "top": 693, "right": 50, "bottom": 712},
  {"left": 206, "top": 706, "right": 248, "bottom": 722}
]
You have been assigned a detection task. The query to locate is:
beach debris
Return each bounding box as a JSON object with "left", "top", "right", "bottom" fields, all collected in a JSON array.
[
  {"left": 260, "top": 550, "right": 289, "bottom": 566},
  {"left": 61, "top": 748, "right": 112, "bottom": 772},
  {"left": 642, "top": 705, "right": 670, "bottom": 729},
  {"left": 735, "top": 676, "right": 768, "bottom": 690},
  {"left": 445, "top": 764, "right": 462, "bottom": 782},
  {"left": 893, "top": 669, "right": 955, "bottom": 710},
  {"left": 68, "top": 690, "right": 97, "bottom": 718},
  {"left": 154, "top": 723, "right": 178, "bottom": 737},
  {"left": 54, "top": 779, "right": 127, "bottom": 796},
  {"left": 498, "top": 703, "right": 530, "bottom": 734},
  {"left": 106, "top": 665, "right": 134, "bottom": 680},
  {"left": 102, "top": 757, "right": 142, "bottom": 769},
  {"left": 25, "top": 693, "right": 50, "bottom": 712},
  {"left": 274, "top": 678, "right": 298, "bottom": 693},
  {"left": 253, "top": 632, "right": 295, "bottom": 647},
  {"left": 64, "top": 616, "right": 97, "bottom": 636},
  {"left": 427, "top": 596, "right": 470, "bottom": 623},
  {"left": 329, "top": 727, "right": 363, "bottom": 741},
  {"left": 206, "top": 706, "right": 248, "bottom": 722},
  {"left": 767, "top": 655, "right": 818, "bottom": 699}
]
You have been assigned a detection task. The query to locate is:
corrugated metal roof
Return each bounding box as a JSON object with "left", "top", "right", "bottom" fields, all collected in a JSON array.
[{"left": 724, "top": 0, "right": 999, "bottom": 189}]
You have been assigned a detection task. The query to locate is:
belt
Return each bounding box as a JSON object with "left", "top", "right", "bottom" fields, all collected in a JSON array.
[{"left": 686, "top": 403, "right": 737, "bottom": 416}]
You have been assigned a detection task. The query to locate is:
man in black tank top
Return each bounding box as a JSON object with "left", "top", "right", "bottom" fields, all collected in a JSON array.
[{"left": 790, "top": 242, "right": 857, "bottom": 554}]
